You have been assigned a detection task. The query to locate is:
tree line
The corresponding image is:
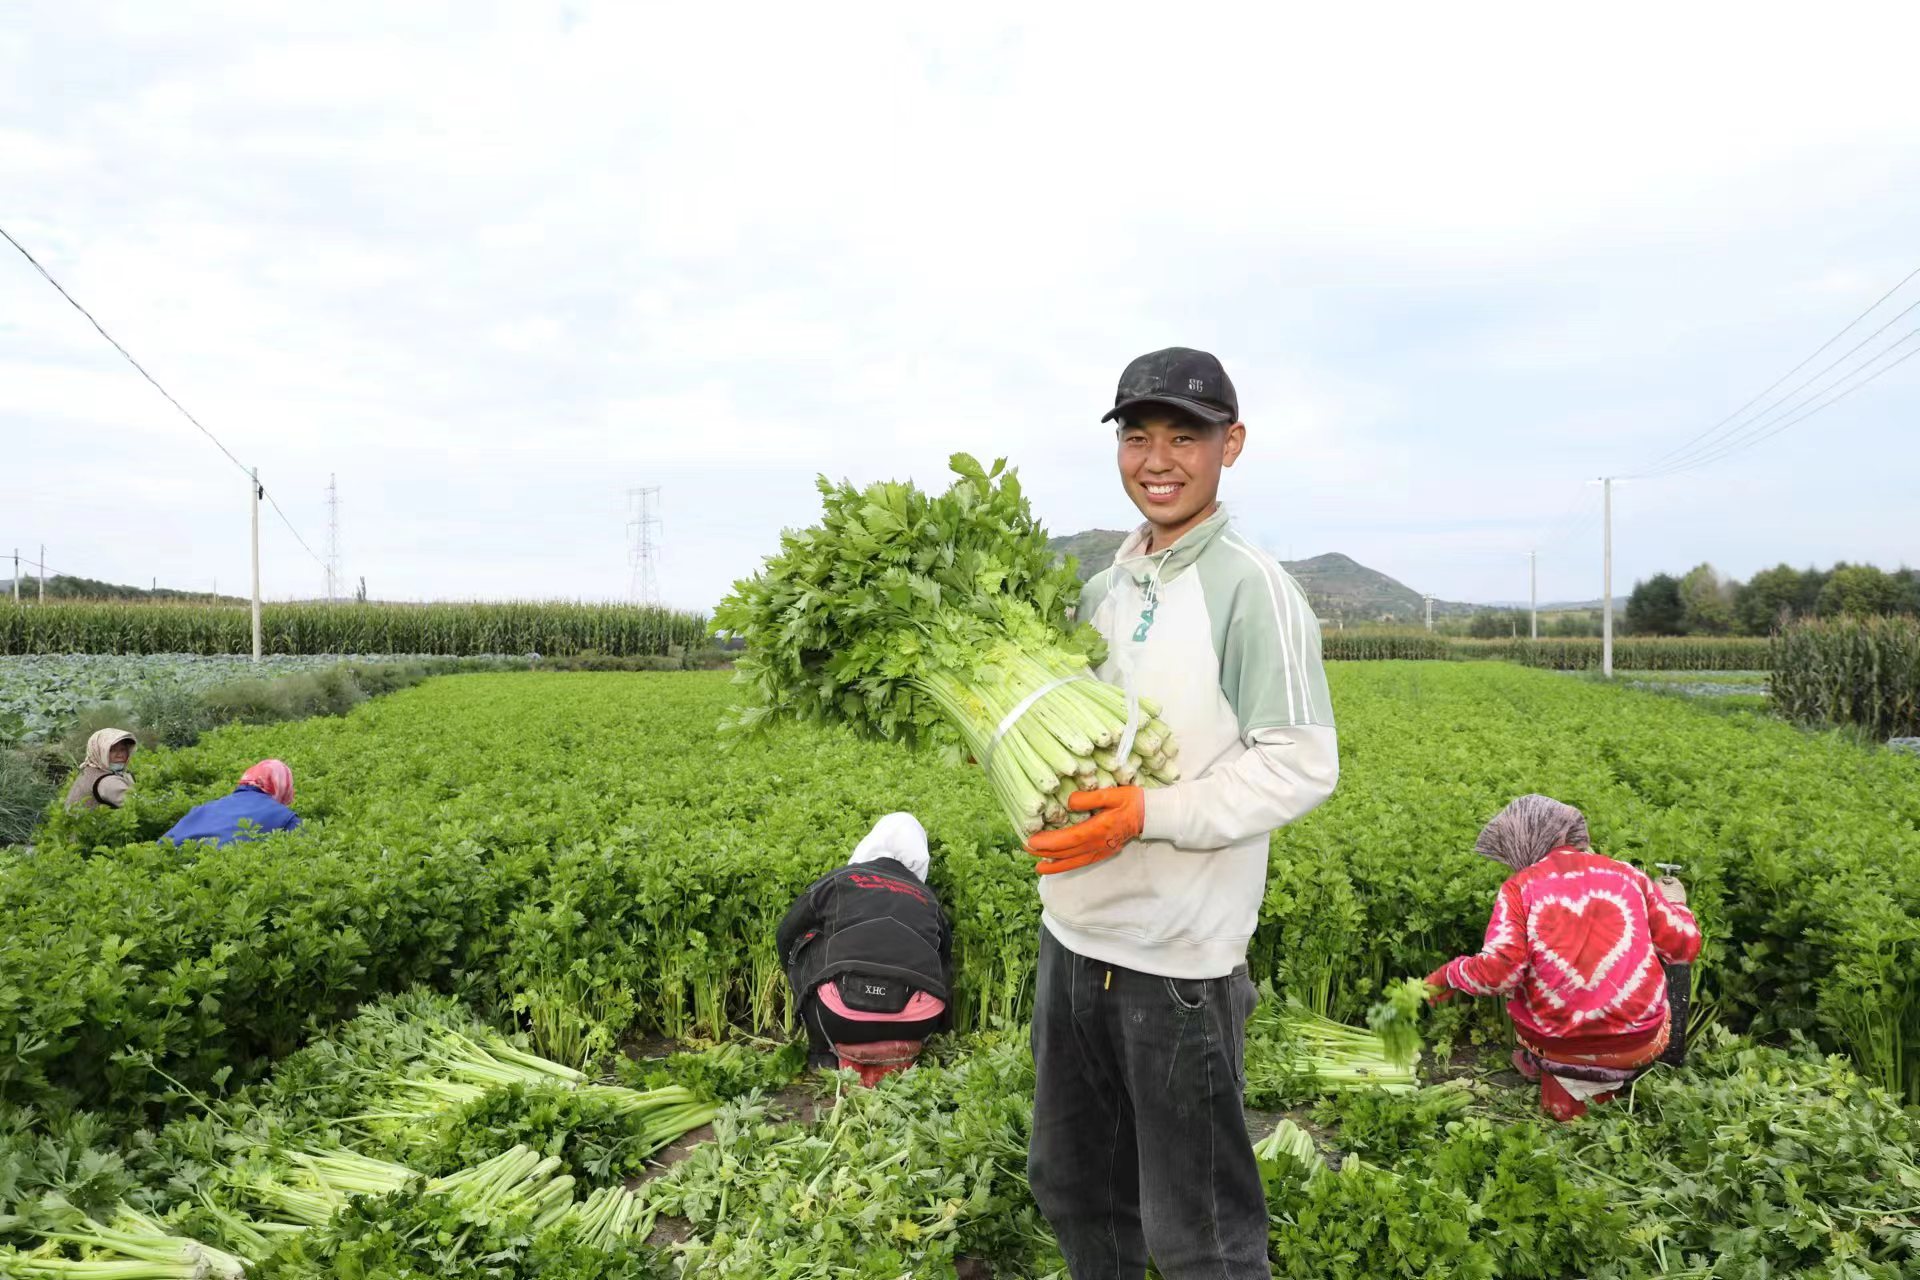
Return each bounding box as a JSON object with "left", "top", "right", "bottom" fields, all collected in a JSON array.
[
  {"left": 0, "top": 574, "right": 241, "bottom": 604},
  {"left": 1442, "top": 561, "right": 1918, "bottom": 640},
  {"left": 1625, "top": 562, "right": 1920, "bottom": 637}
]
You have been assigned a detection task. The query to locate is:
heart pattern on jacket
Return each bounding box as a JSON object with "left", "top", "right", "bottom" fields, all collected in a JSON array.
[{"left": 1531, "top": 891, "right": 1636, "bottom": 991}]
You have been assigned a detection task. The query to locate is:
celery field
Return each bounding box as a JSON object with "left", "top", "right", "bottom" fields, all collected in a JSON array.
[{"left": 3, "top": 663, "right": 1917, "bottom": 1278}]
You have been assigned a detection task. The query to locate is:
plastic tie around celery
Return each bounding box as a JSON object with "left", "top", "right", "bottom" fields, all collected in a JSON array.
[
  {"left": 982, "top": 672, "right": 1092, "bottom": 782},
  {"left": 1113, "top": 685, "right": 1142, "bottom": 770}
]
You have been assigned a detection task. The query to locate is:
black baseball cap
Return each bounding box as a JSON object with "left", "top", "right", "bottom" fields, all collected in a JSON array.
[{"left": 1101, "top": 347, "right": 1239, "bottom": 427}]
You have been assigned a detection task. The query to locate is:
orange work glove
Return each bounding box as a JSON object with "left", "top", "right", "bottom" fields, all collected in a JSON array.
[
  {"left": 1025, "top": 786, "right": 1146, "bottom": 876},
  {"left": 1423, "top": 967, "right": 1455, "bottom": 1004}
]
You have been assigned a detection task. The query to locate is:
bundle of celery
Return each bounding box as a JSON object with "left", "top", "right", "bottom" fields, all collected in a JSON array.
[
  {"left": 238, "top": 1147, "right": 419, "bottom": 1228},
  {"left": 1244, "top": 996, "right": 1420, "bottom": 1105},
  {"left": 231, "top": 1145, "right": 577, "bottom": 1238},
  {"left": 560, "top": 1186, "right": 656, "bottom": 1252},
  {"left": 1365, "top": 977, "right": 1437, "bottom": 1070},
  {"left": 336, "top": 1005, "right": 716, "bottom": 1155},
  {"left": 429, "top": 1146, "right": 579, "bottom": 1234},
  {"left": 715, "top": 454, "right": 1181, "bottom": 835},
  {"left": 1253, "top": 1118, "right": 1325, "bottom": 1192},
  {"left": 0, "top": 1203, "right": 251, "bottom": 1279}
]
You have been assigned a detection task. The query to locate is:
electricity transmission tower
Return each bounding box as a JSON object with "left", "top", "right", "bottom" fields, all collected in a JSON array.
[
  {"left": 627, "top": 487, "right": 662, "bottom": 606},
  {"left": 325, "top": 474, "right": 343, "bottom": 603}
]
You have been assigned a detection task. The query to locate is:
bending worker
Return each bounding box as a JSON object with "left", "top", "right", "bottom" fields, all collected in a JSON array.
[
  {"left": 66, "top": 727, "right": 137, "bottom": 810},
  {"left": 1426, "top": 794, "right": 1701, "bottom": 1120},
  {"left": 162, "top": 759, "right": 301, "bottom": 847},
  {"left": 777, "top": 813, "right": 953, "bottom": 1085}
]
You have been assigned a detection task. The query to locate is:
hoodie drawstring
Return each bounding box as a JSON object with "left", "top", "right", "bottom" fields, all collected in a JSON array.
[{"left": 1114, "top": 550, "right": 1172, "bottom": 768}]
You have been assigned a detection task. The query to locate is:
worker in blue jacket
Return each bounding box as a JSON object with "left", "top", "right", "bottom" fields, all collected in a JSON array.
[{"left": 162, "top": 758, "right": 302, "bottom": 847}]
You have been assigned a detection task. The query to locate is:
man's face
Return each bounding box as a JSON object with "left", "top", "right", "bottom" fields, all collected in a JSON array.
[{"left": 1116, "top": 412, "right": 1245, "bottom": 532}]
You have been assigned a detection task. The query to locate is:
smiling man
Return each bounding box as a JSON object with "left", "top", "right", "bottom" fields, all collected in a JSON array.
[{"left": 1025, "top": 347, "right": 1340, "bottom": 1280}]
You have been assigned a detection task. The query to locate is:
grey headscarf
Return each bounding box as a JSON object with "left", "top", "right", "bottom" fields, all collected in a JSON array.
[{"left": 1473, "top": 794, "right": 1590, "bottom": 872}]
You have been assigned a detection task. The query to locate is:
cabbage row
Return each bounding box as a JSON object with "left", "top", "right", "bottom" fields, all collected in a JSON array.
[{"left": 0, "top": 654, "right": 420, "bottom": 745}]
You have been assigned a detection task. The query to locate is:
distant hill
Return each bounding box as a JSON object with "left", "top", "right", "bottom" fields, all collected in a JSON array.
[
  {"left": 1284, "top": 552, "right": 1474, "bottom": 623},
  {"left": 1050, "top": 529, "right": 1134, "bottom": 582},
  {"left": 1048, "top": 530, "right": 1476, "bottom": 624}
]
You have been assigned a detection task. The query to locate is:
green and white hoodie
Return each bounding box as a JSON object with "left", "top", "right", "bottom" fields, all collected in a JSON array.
[{"left": 1040, "top": 506, "right": 1339, "bottom": 979}]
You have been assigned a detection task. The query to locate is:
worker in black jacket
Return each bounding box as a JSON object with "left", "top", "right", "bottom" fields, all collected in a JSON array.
[{"left": 777, "top": 813, "right": 954, "bottom": 1083}]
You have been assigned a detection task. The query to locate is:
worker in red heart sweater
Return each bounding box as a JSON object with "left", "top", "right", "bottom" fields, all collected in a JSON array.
[{"left": 1425, "top": 794, "right": 1701, "bottom": 1120}]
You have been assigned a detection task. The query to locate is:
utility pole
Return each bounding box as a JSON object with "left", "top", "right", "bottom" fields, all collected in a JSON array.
[
  {"left": 10, "top": 549, "right": 17, "bottom": 603},
  {"left": 250, "top": 468, "right": 263, "bottom": 664},
  {"left": 37, "top": 545, "right": 45, "bottom": 603},
  {"left": 325, "top": 473, "right": 342, "bottom": 604},
  {"left": 1529, "top": 549, "right": 1538, "bottom": 640},
  {"left": 627, "top": 486, "right": 663, "bottom": 607},
  {"left": 1423, "top": 593, "right": 1435, "bottom": 631},
  {"left": 1600, "top": 477, "right": 1614, "bottom": 678}
]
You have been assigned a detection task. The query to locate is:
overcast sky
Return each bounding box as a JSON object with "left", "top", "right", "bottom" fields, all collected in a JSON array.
[{"left": 5, "top": 2, "right": 1917, "bottom": 612}]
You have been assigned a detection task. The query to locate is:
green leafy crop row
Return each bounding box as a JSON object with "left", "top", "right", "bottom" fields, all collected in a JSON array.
[
  {"left": 1262, "top": 662, "right": 1920, "bottom": 1101},
  {"left": 0, "top": 672, "right": 1024, "bottom": 1117},
  {"left": 5, "top": 661, "right": 1917, "bottom": 1132},
  {"left": 2, "top": 663, "right": 1917, "bottom": 1278}
]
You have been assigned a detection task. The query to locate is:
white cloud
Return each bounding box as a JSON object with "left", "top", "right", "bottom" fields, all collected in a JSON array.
[{"left": 3, "top": 1, "right": 1918, "bottom": 610}]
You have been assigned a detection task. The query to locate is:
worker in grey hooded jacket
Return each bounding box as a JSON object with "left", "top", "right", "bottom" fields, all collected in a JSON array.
[{"left": 65, "top": 727, "right": 137, "bottom": 811}]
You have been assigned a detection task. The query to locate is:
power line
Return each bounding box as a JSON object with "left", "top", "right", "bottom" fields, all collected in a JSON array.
[
  {"left": 5, "top": 548, "right": 66, "bottom": 591},
  {"left": 1638, "top": 334, "right": 1920, "bottom": 479},
  {"left": 1630, "top": 264, "right": 1920, "bottom": 476},
  {"left": 3, "top": 222, "right": 330, "bottom": 575},
  {"left": 1630, "top": 305, "right": 1920, "bottom": 479},
  {"left": 1534, "top": 485, "right": 1604, "bottom": 553},
  {"left": 4, "top": 550, "right": 138, "bottom": 585},
  {"left": 263, "top": 488, "right": 330, "bottom": 571},
  {"left": 1, "top": 224, "right": 252, "bottom": 479},
  {"left": 1635, "top": 326, "right": 1919, "bottom": 478}
]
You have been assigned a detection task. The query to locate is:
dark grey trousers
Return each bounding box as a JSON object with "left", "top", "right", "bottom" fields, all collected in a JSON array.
[{"left": 1027, "top": 927, "right": 1268, "bottom": 1279}]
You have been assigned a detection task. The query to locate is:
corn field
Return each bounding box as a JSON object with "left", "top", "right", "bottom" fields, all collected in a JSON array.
[
  {"left": 1770, "top": 615, "right": 1920, "bottom": 738},
  {"left": 0, "top": 600, "right": 709, "bottom": 657},
  {"left": 1323, "top": 630, "right": 1772, "bottom": 670},
  {"left": 1464, "top": 637, "right": 1773, "bottom": 671},
  {"left": 1322, "top": 630, "right": 1453, "bottom": 661}
]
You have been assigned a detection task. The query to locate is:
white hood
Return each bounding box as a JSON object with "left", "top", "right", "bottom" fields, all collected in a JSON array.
[{"left": 845, "top": 812, "right": 931, "bottom": 882}]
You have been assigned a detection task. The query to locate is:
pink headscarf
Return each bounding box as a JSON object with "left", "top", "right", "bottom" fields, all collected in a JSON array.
[{"left": 239, "top": 759, "right": 295, "bottom": 806}]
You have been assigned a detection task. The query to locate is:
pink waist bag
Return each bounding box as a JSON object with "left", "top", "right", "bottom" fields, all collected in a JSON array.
[{"left": 814, "top": 981, "right": 947, "bottom": 1086}]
